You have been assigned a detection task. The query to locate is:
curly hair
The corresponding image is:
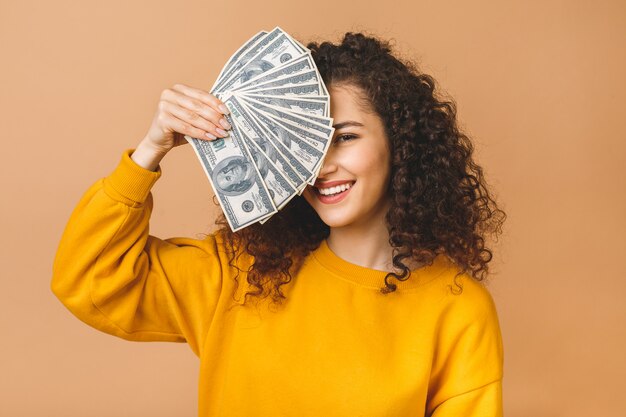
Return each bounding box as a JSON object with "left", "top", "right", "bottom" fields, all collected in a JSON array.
[{"left": 214, "top": 31, "right": 506, "bottom": 308}]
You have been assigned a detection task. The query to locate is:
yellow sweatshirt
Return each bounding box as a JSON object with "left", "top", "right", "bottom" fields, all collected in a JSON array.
[{"left": 51, "top": 149, "right": 504, "bottom": 417}]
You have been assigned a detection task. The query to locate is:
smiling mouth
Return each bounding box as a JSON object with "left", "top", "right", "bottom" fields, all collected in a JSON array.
[{"left": 315, "top": 181, "right": 355, "bottom": 196}]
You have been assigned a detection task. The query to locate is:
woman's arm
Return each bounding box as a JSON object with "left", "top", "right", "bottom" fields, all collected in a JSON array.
[
  {"left": 51, "top": 84, "right": 233, "bottom": 355},
  {"left": 426, "top": 277, "right": 505, "bottom": 417},
  {"left": 51, "top": 149, "right": 229, "bottom": 356},
  {"left": 429, "top": 380, "right": 502, "bottom": 416}
]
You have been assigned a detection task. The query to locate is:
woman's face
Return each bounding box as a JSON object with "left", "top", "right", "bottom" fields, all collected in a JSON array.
[{"left": 303, "top": 84, "right": 392, "bottom": 229}]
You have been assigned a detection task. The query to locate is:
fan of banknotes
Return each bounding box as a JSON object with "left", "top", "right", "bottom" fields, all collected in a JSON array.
[{"left": 185, "top": 26, "right": 334, "bottom": 232}]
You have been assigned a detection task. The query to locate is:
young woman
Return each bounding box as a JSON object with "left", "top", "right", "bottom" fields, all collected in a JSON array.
[{"left": 52, "top": 32, "right": 506, "bottom": 416}]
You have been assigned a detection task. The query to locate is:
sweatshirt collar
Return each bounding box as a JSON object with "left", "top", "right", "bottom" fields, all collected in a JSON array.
[{"left": 311, "top": 239, "right": 453, "bottom": 290}]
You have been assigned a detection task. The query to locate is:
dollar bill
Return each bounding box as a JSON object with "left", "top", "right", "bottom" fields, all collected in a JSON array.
[
  {"left": 237, "top": 129, "right": 298, "bottom": 210},
  {"left": 232, "top": 54, "right": 314, "bottom": 91},
  {"left": 240, "top": 100, "right": 325, "bottom": 184},
  {"left": 237, "top": 99, "right": 315, "bottom": 183},
  {"left": 226, "top": 97, "right": 306, "bottom": 188},
  {"left": 210, "top": 30, "right": 268, "bottom": 93},
  {"left": 225, "top": 98, "right": 300, "bottom": 209},
  {"left": 184, "top": 129, "right": 276, "bottom": 231},
  {"left": 232, "top": 54, "right": 316, "bottom": 92},
  {"left": 217, "top": 32, "right": 307, "bottom": 94},
  {"left": 236, "top": 69, "right": 321, "bottom": 94},
  {"left": 188, "top": 27, "right": 335, "bottom": 230},
  {"left": 241, "top": 99, "right": 334, "bottom": 151},
  {"left": 241, "top": 82, "right": 323, "bottom": 98},
  {"left": 239, "top": 94, "right": 329, "bottom": 117},
  {"left": 239, "top": 95, "right": 332, "bottom": 127},
  {"left": 212, "top": 27, "right": 285, "bottom": 93}
]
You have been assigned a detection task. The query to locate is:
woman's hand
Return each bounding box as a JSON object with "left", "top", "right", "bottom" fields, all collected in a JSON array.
[{"left": 132, "top": 84, "right": 232, "bottom": 171}]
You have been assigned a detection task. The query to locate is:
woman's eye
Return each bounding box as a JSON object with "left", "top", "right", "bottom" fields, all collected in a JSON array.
[{"left": 335, "top": 134, "right": 356, "bottom": 143}]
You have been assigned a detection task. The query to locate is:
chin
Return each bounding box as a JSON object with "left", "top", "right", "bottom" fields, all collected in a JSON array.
[
  {"left": 315, "top": 213, "right": 355, "bottom": 228},
  {"left": 302, "top": 190, "right": 343, "bottom": 227}
]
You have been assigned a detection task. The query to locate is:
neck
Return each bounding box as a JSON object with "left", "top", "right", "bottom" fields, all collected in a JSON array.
[{"left": 326, "top": 218, "right": 395, "bottom": 272}]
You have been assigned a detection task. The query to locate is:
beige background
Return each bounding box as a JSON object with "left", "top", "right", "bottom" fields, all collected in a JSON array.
[{"left": 1, "top": 0, "right": 624, "bottom": 416}]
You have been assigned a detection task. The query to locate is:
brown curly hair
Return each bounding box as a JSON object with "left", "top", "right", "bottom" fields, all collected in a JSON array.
[{"left": 214, "top": 31, "right": 506, "bottom": 307}]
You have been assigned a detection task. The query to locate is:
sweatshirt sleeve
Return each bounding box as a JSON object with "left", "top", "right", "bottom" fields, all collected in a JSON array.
[
  {"left": 51, "top": 149, "right": 225, "bottom": 357},
  {"left": 426, "top": 276, "right": 505, "bottom": 417}
]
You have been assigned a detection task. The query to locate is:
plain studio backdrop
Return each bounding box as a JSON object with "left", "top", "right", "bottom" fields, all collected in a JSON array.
[{"left": 1, "top": 0, "right": 624, "bottom": 416}]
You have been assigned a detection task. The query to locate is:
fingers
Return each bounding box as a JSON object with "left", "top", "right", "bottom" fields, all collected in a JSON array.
[
  {"left": 161, "top": 85, "right": 231, "bottom": 139},
  {"left": 171, "top": 83, "right": 230, "bottom": 115},
  {"left": 161, "top": 109, "right": 215, "bottom": 142},
  {"left": 159, "top": 100, "right": 227, "bottom": 140}
]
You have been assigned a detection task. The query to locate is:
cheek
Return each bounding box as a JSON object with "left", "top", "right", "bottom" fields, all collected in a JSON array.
[{"left": 347, "top": 146, "right": 390, "bottom": 183}]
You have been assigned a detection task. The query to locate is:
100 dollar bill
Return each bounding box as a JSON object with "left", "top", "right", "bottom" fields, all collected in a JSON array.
[{"left": 185, "top": 123, "right": 276, "bottom": 231}]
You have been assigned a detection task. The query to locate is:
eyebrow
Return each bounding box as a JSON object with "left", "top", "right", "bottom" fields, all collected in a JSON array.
[{"left": 332, "top": 120, "right": 364, "bottom": 129}]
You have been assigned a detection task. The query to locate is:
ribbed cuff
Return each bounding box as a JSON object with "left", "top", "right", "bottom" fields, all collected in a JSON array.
[{"left": 104, "top": 149, "right": 162, "bottom": 204}]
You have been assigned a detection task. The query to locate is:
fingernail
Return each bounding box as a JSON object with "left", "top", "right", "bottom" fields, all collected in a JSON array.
[
  {"left": 206, "top": 132, "right": 217, "bottom": 140},
  {"left": 216, "top": 128, "right": 228, "bottom": 137},
  {"left": 218, "top": 104, "right": 230, "bottom": 115},
  {"left": 219, "top": 118, "right": 232, "bottom": 130}
]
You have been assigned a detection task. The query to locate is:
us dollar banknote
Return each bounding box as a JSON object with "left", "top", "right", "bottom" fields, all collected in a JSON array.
[
  {"left": 184, "top": 127, "right": 276, "bottom": 231},
  {"left": 187, "top": 26, "right": 335, "bottom": 231}
]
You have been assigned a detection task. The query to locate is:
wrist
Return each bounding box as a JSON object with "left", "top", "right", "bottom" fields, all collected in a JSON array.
[{"left": 132, "top": 139, "right": 168, "bottom": 171}]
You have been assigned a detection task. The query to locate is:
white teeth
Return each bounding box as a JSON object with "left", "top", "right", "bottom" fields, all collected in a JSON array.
[{"left": 317, "top": 182, "right": 353, "bottom": 196}]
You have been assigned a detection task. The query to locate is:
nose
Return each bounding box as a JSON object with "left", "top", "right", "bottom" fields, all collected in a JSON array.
[{"left": 317, "top": 147, "right": 338, "bottom": 178}]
